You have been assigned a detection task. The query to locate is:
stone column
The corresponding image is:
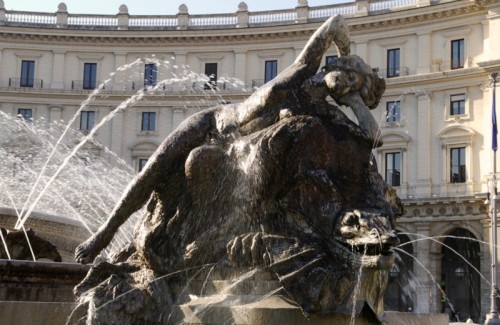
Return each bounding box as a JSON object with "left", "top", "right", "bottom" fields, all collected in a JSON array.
[
  {"left": 113, "top": 52, "right": 127, "bottom": 91},
  {"left": 234, "top": 50, "right": 247, "bottom": 87},
  {"left": 480, "top": 216, "right": 494, "bottom": 320},
  {"left": 414, "top": 222, "right": 432, "bottom": 313},
  {"left": 417, "top": 31, "right": 431, "bottom": 74},
  {"left": 429, "top": 251, "right": 443, "bottom": 313},
  {"left": 51, "top": 50, "right": 65, "bottom": 89},
  {"left": 415, "top": 91, "right": 432, "bottom": 197}
]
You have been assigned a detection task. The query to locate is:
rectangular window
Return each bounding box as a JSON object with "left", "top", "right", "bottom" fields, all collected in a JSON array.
[
  {"left": 20, "top": 60, "right": 35, "bottom": 87},
  {"left": 204, "top": 63, "right": 218, "bottom": 90},
  {"left": 450, "top": 94, "right": 465, "bottom": 116},
  {"left": 80, "top": 111, "right": 95, "bottom": 130},
  {"left": 387, "top": 49, "right": 400, "bottom": 78},
  {"left": 83, "top": 63, "right": 97, "bottom": 89},
  {"left": 18, "top": 108, "right": 33, "bottom": 121},
  {"left": 144, "top": 64, "right": 157, "bottom": 87},
  {"left": 141, "top": 112, "right": 156, "bottom": 131},
  {"left": 450, "top": 147, "right": 466, "bottom": 183},
  {"left": 385, "top": 152, "right": 401, "bottom": 187},
  {"left": 265, "top": 60, "right": 278, "bottom": 83},
  {"left": 325, "top": 55, "right": 338, "bottom": 65},
  {"left": 451, "top": 39, "right": 464, "bottom": 69},
  {"left": 386, "top": 101, "right": 401, "bottom": 122},
  {"left": 139, "top": 158, "right": 148, "bottom": 172}
]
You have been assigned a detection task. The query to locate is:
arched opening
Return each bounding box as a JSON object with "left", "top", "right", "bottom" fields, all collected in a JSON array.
[
  {"left": 385, "top": 233, "right": 415, "bottom": 311},
  {"left": 440, "top": 228, "right": 480, "bottom": 322}
]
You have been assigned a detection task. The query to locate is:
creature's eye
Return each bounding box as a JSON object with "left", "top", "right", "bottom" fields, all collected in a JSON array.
[{"left": 343, "top": 213, "right": 359, "bottom": 227}]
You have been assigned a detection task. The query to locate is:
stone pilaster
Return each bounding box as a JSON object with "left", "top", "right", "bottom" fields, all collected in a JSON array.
[
  {"left": 51, "top": 50, "right": 65, "bottom": 89},
  {"left": 234, "top": 50, "right": 247, "bottom": 86},
  {"left": 415, "top": 91, "right": 432, "bottom": 197},
  {"left": 414, "top": 223, "right": 432, "bottom": 313},
  {"left": 486, "top": 5, "right": 500, "bottom": 62},
  {"left": 113, "top": 52, "right": 127, "bottom": 91},
  {"left": 417, "top": 31, "right": 430, "bottom": 74}
]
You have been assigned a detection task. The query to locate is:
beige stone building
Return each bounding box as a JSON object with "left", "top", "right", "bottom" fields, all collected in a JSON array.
[{"left": 1, "top": 0, "right": 499, "bottom": 322}]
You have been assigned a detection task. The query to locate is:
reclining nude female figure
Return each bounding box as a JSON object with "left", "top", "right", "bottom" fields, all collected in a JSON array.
[{"left": 75, "top": 14, "right": 382, "bottom": 265}]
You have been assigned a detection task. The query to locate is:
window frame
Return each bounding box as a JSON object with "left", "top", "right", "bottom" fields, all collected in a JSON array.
[
  {"left": 264, "top": 60, "right": 278, "bottom": 83},
  {"left": 18, "top": 108, "right": 33, "bottom": 122},
  {"left": 144, "top": 63, "right": 158, "bottom": 87},
  {"left": 387, "top": 48, "right": 400, "bottom": 78},
  {"left": 438, "top": 125, "right": 475, "bottom": 189},
  {"left": 450, "top": 146, "right": 466, "bottom": 183},
  {"left": 386, "top": 101, "right": 401, "bottom": 123},
  {"left": 141, "top": 112, "right": 156, "bottom": 132},
  {"left": 138, "top": 158, "right": 149, "bottom": 172},
  {"left": 204, "top": 62, "right": 218, "bottom": 90},
  {"left": 385, "top": 151, "right": 401, "bottom": 187},
  {"left": 20, "top": 60, "right": 35, "bottom": 88},
  {"left": 83, "top": 63, "right": 97, "bottom": 90},
  {"left": 450, "top": 93, "right": 466, "bottom": 116},
  {"left": 451, "top": 39, "right": 465, "bottom": 70},
  {"left": 80, "top": 111, "right": 96, "bottom": 131},
  {"left": 444, "top": 89, "right": 470, "bottom": 121}
]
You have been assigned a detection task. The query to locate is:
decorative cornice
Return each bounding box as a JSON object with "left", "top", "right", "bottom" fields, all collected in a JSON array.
[{"left": 0, "top": 1, "right": 490, "bottom": 47}]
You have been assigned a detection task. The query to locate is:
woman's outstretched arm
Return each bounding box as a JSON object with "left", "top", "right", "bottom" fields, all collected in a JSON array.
[
  {"left": 235, "top": 15, "right": 350, "bottom": 131},
  {"left": 75, "top": 109, "right": 217, "bottom": 264}
]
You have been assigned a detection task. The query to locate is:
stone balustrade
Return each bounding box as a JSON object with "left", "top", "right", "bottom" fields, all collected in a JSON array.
[{"left": 0, "top": 0, "right": 432, "bottom": 30}]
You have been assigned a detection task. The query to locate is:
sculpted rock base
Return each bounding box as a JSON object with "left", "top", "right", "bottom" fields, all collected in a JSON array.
[{"left": 72, "top": 14, "right": 400, "bottom": 325}]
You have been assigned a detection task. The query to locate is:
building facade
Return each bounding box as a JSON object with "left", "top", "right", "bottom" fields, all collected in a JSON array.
[{"left": 1, "top": 0, "right": 499, "bottom": 322}]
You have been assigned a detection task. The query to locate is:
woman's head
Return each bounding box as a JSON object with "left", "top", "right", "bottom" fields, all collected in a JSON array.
[{"left": 321, "top": 55, "right": 385, "bottom": 109}]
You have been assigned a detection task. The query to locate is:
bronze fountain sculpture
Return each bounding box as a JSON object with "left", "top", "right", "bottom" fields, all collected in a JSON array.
[{"left": 72, "top": 15, "right": 401, "bottom": 324}]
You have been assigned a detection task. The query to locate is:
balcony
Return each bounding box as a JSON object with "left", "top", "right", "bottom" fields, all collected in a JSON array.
[
  {"left": 374, "top": 67, "right": 410, "bottom": 78},
  {"left": 71, "top": 80, "right": 105, "bottom": 90},
  {"left": 1, "top": 0, "right": 425, "bottom": 31},
  {"left": 8, "top": 78, "right": 44, "bottom": 89}
]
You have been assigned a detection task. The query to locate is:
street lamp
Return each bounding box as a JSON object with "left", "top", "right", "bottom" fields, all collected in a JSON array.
[
  {"left": 454, "top": 266, "right": 466, "bottom": 278},
  {"left": 485, "top": 72, "right": 500, "bottom": 325},
  {"left": 389, "top": 265, "right": 400, "bottom": 278}
]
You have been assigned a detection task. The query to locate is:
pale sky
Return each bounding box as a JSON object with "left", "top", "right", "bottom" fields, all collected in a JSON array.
[{"left": 5, "top": 1, "right": 350, "bottom": 15}]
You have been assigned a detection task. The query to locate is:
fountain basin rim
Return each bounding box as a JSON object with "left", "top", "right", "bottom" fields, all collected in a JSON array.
[{"left": 0, "top": 206, "right": 87, "bottom": 228}]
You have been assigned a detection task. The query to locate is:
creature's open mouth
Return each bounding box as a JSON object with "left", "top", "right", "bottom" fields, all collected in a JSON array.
[
  {"left": 350, "top": 242, "right": 394, "bottom": 256},
  {"left": 335, "top": 239, "right": 395, "bottom": 270}
]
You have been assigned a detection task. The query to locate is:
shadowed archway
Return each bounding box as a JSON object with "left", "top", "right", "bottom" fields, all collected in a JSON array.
[
  {"left": 440, "top": 228, "right": 480, "bottom": 322},
  {"left": 385, "top": 233, "right": 415, "bottom": 312}
]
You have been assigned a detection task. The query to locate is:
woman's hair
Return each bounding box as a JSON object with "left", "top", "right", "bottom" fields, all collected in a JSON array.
[{"left": 322, "top": 55, "right": 386, "bottom": 110}]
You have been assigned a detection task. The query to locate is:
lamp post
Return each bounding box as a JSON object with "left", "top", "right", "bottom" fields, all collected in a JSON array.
[{"left": 486, "top": 72, "right": 500, "bottom": 325}]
